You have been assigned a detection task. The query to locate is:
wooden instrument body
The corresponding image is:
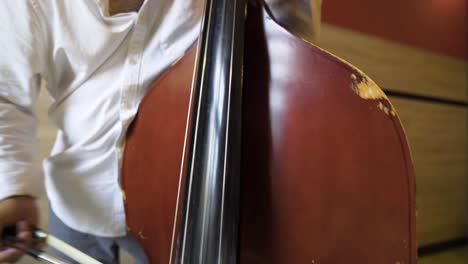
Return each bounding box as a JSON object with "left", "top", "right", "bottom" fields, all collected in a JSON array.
[{"left": 122, "top": 4, "right": 416, "bottom": 263}]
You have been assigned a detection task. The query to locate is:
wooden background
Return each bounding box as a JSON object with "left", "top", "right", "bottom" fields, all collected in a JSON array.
[{"left": 318, "top": 0, "right": 467, "bottom": 262}]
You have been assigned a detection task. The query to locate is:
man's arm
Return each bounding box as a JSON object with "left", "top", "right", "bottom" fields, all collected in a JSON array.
[
  {"left": 0, "top": 1, "right": 50, "bottom": 262},
  {"left": 265, "top": 0, "right": 322, "bottom": 42}
]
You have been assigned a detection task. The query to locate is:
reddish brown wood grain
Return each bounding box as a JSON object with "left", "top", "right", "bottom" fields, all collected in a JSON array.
[
  {"left": 122, "top": 4, "right": 416, "bottom": 263},
  {"left": 122, "top": 47, "right": 196, "bottom": 263}
]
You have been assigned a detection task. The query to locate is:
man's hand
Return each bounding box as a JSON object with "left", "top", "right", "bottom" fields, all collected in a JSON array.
[{"left": 0, "top": 196, "right": 39, "bottom": 263}]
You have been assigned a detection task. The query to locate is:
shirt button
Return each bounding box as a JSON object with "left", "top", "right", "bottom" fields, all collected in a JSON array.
[
  {"left": 122, "top": 101, "right": 131, "bottom": 109},
  {"left": 129, "top": 58, "right": 137, "bottom": 65},
  {"left": 117, "top": 138, "right": 126, "bottom": 148}
]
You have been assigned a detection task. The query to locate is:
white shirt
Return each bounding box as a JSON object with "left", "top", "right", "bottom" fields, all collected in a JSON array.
[
  {"left": 0, "top": 0, "right": 203, "bottom": 237},
  {"left": 0, "top": 0, "right": 319, "bottom": 237}
]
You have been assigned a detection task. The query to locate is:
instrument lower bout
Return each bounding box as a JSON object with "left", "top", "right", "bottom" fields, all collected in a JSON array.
[{"left": 122, "top": 2, "right": 417, "bottom": 263}]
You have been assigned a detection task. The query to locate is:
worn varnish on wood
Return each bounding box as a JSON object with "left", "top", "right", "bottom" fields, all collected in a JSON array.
[
  {"left": 122, "top": 3, "right": 416, "bottom": 263},
  {"left": 317, "top": 22, "right": 468, "bottom": 249},
  {"left": 317, "top": 24, "right": 468, "bottom": 102}
]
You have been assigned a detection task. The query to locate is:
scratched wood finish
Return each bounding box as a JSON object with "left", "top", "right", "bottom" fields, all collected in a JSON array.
[
  {"left": 317, "top": 24, "right": 468, "bottom": 102},
  {"left": 389, "top": 97, "right": 468, "bottom": 246},
  {"left": 122, "top": 4, "right": 417, "bottom": 262},
  {"left": 314, "top": 23, "right": 468, "bottom": 247}
]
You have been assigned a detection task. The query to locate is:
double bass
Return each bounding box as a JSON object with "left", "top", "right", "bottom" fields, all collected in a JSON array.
[{"left": 122, "top": 0, "right": 417, "bottom": 263}]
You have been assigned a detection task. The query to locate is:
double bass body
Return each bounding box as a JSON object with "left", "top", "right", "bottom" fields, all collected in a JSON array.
[{"left": 122, "top": 2, "right": 416, "bottom": 263}]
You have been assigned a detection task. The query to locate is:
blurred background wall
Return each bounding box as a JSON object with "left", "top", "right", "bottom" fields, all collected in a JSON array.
[{"left": 316, "top": 0, "right": 467, "bottom": 263}]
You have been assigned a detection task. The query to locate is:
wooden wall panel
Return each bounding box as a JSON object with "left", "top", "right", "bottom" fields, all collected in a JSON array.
[
  {"left": 317, "top": 24, "right": 467, "bottom": 248},
  {"left": 322, "top": 0, "right": 468, "bottom": 60},
  {"left": 316, "top": 24, "right": 468, "bottom": 102},
  {"left": 390, "top": 97, "right": 467, "bottom": 246},
  {"left": 418, "top": 246, "right": 467, "bottom": 264}
]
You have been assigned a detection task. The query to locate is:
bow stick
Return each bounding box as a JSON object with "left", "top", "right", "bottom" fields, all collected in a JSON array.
[{"left": 2, "top": 227, "right": 102, "bottom": 264}]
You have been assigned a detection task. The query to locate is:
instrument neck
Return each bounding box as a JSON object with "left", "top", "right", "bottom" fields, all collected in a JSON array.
[{"left": 176, "top": 0, "right": 247, "bottom": 263}]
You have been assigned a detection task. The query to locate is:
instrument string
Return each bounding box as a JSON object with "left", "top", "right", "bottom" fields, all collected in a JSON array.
[{"left": 169, "top": 0, "right": 211, "bottom": 261}]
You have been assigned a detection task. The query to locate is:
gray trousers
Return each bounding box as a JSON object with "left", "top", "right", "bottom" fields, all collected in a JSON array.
[{"left": 48, "top": 209, "right": 149, "bottom": 264}]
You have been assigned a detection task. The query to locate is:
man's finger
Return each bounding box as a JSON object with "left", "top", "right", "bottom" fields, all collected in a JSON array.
[
  {"left": 0, "top": 247, "right": 22, "bottom": 263},
  {"left": 16, "top": 221, "right": 30, "bottom": 233},
  {"left": 16, "top": 221, "right": 33, "bottom": 246}
]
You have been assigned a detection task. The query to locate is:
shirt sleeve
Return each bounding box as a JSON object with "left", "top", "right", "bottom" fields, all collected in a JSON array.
[
  {"left": 0, "top": 1, "right": 50, "bottom": 200},
  {"left": 265, "top": 0, "right": 322, "bottom": 42}
]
